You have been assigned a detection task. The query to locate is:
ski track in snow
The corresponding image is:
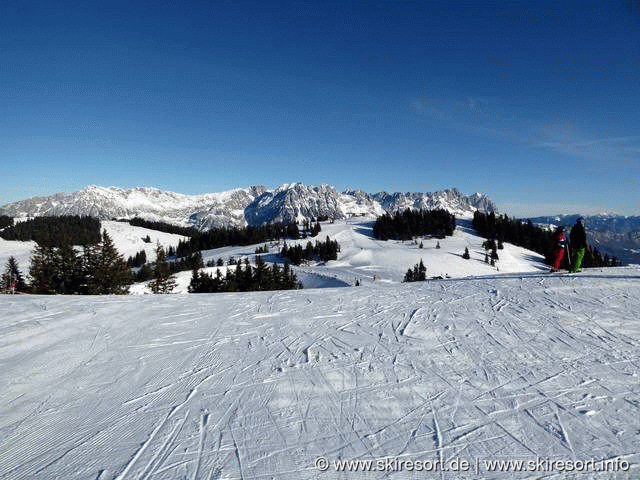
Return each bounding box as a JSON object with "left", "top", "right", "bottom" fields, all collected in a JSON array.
[{"left": 1, "top": 271, "right": 640, "bottom": 479}]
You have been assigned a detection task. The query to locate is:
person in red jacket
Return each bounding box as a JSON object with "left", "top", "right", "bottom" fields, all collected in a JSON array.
[{"left": 550, "top": 226, "right": 566, "bottom": 272}]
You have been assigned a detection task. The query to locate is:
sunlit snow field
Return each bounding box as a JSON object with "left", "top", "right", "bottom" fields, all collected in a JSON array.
[
  {"left": 1, "top": 219, "right": 640, "bottom": 479},
  {"left": 2, "top": 268, "right": 640, "bottom": 479}
]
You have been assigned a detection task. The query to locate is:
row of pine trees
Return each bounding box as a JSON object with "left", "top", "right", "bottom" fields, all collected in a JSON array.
[
  {"left": 189, "top": 256, "right": 301, "bottom": 293},
  {"left": 28, "top": 231, "right": 131, "bottom": 294},
  {"left": 0, "top": 215, "right": 101, "bottom": 245},
  {"left": 280, "top": 236, "right": 340, "bottom": 265},
  {"left": 373, "top": 208, "right": 456, "bottom": 241}
]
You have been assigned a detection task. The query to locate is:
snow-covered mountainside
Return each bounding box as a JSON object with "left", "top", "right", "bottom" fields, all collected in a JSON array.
[
  {"left": 0, "top": 183, "right": 496, "bottom": 230},
  {"left": 245, "top": 183, "right": 346, "bottom": 225},
  {"left": 0, "top": 185, "right": 268, "bottom": 228},
  {"left": 530, "top": 214, "right": 640, "bottom": 265},
  {"left": 373, "top": 188, "right": 496, "bottom": 217},
  {"left": 2, "top": 269, "right": 639, "bottom": 479}
]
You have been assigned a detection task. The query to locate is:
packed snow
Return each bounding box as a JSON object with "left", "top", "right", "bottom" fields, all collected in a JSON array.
[
  {"left": 100, "top": 221, "right": 188, "bottom": 263},
  {"left": 2, "top": 269, "right": 640, "bottom": 479}
]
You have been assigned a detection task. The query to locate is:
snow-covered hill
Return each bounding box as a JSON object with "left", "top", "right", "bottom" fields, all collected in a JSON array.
[
  {"left": 121, "top": 217, "right": 548, "bottom": 293},
  {"left": 2, "top": 269, "right": 639, "bottom": 479},
  {"left": 0, "top": 183, "right": 496, "bottom": 230}
]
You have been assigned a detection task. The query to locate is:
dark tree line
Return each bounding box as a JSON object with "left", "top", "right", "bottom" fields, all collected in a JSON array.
[
  {"left": 176, "top": 222, "right": 309, "bottom": 258},
  {"left": 472, "top": 211, "right": 621, "bottom": 268},
  {"left": 0, "top": 215, "right": 101, "bottom": 246},
  {"left": 280, "top": 236, "right": 340, "bottom": 265},
  {"left": 125, "top": 218, "right": 196, "bottom": 237},
  {"left": 0, "top": 215, "right": 13, "bottom": 230},
  {"left": 29, "top": 231, "right": 131, "bottom": 294},
  {"left": 373, "top": 209, "right": 456, "bottom": 241},
  {"left": 189, "top": 256, "right": 301, "bottom": 293},
  {"left": 126, "top": 249, "right": 148, "bottom": 268},
  {"left": 131, "top": 250, "right": 203, "bottom": 282}
]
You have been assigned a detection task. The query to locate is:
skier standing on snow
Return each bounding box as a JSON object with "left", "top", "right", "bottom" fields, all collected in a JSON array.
[
  {"left": 550, "top": 226, "right": 566, "bottom": 272},
  {"left": 569, "top": 217, "right": 587, "bottom": 272}
]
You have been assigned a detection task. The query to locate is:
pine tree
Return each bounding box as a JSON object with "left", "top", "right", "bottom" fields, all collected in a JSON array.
[
  {"left": 417, "top": 259, "right": 426, "bottom": 281},
  {"left": 30, "top": 243, "right": 57, "bottom": 294},
  {"left": 149, "top": 243, "right": 177, "bottom": 293},
  {"left": 54, "top": 240, "right": 83, "bottom": 294},
  {"left": 87, "top": 231, "right": 131, "bottom": 294},
  {"left": 404, "top": 268, "right": 414, "bottom": 282},
  {"left": 462, "top": 247, "right": 470, "bottom": 259},
  {"left": 1, "top": 256, "right": 27, "bottom": 293},
  {"left": 188, "top": 265, "right": 203, "bottom": 293}
]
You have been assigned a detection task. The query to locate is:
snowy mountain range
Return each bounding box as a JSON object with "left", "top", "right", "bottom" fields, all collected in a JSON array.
[{"left": 0, "top": 183, "right": 496, "bottom": 230}]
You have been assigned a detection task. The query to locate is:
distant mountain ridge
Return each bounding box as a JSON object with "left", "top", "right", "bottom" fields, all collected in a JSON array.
[{"left": 0, "top": 183, "right": 496, "bottom": 230}]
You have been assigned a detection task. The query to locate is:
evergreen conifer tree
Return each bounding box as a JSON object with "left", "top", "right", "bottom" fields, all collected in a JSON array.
[
  {"left": 418, "top": 259, "right": 426, "bottom": 281},
  {"left": 404, "top": 268, "right": 414, "bottom": 282},
  {"left": 55, "top": 240, "right": 83, "bottom": 294},
  {"left": 87, "top": 231, "right": 132, "bottom": 294},
  {"left": 462, "top": 247, "right": 470, "bottom": 259},
  {"left": 1, "top": 256, "right": 27, "bottom": 293},
  {"left": 149, "top": 243, "right": 177, "bottom": 294},
  {"left": 30, "top": 243, "right": 57, "bottom": 294}
]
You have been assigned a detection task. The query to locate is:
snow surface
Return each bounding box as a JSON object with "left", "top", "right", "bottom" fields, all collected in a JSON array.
[
  {"left": 0, "top": 238, "right": 35, "bottom": 274},
  {"left": 2, "top": 269, "right": 640, "bottom": 479},
  {"left": 101, "top": 221, "right": 188, "bottom": 263}
]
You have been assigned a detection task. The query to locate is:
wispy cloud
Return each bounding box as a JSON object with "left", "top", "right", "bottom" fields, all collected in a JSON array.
[
  {"left": 409, "top": 95, "right": 512, "bottom": 139},
  {"left": 410, "top": 96, "right": 640, "bottom": 169},
  {"left": 531, "top": 135, "right": 640, "bottom": 167},
  {"left": 410, "top": 96, "right": 492, "bottom": 121}
]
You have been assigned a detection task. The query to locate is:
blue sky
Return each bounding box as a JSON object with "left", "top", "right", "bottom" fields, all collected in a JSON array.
[{"left": 1, "top": 0, "right": 638, "bottom": 216}]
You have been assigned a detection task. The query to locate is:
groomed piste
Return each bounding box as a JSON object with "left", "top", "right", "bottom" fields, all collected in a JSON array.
[{"left": 2, "top": 268, "right": 639, "bottom": 479}]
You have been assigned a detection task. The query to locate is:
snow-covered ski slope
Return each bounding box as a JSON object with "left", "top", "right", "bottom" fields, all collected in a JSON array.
[
  {"left": 299, "top": 218, "right": 548, "bottom": 284},
  {"left": 125, "top": 218, "right": 548, "bottom": 293},
  {"left": 2, "top": 269, "right": 640, "bottom": 479}
]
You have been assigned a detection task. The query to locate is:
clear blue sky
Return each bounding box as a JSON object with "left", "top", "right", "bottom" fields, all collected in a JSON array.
[{"left": 1, "top": 0, "right": 638, "bottom": 216}]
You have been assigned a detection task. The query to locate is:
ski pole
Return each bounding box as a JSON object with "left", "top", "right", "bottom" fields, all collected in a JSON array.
[{"left": 565, "top": 231, "right": 571, "bottom": 270}]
